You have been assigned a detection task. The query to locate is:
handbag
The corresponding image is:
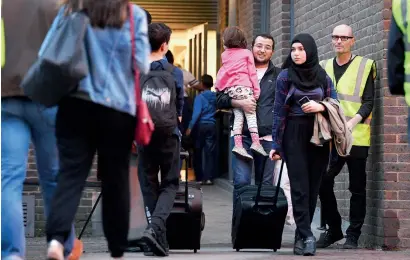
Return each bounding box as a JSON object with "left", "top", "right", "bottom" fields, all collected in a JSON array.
[
  {"left": 21, "top": 9, "right": 89, "bottom": 107},
  {"left": 129, "top": 3, "right": 154, "bottom": 145}
]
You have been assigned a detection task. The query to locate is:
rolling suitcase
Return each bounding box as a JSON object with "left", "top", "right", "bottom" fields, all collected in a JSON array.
[
  {"left": 232, "top": 161, "right": 288, "bottom": 252},
  {"left": 166, "top": 150, "right": 205, "bottom": 253}
]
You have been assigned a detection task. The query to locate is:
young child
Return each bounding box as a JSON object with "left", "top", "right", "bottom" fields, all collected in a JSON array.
[{"left": 215, "top": 26, "right": 267, "bottom": 160}]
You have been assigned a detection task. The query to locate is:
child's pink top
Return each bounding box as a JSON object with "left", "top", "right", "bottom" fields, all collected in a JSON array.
[{"left": 215, "top": 48, "right": 260, "bottom": 99}]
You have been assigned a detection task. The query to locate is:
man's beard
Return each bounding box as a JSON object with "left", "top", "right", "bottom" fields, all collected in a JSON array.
[{"left": 254, "top": 58, "right": 270, "bottom": 66}]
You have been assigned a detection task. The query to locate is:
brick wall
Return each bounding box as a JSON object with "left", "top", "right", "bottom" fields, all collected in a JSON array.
[
  {"left": 237, "top": 0, "right": 261, "bottom": 48},
  {"left": 217, "top": 0, "right": 229, "bottom": 69},
  {"left": 263, "top": 0, "right": 410, "bottom": 249},
  {"left": 270, "top": 0, "right": 291, "bottom": 66},
  {"left": 24, "top": 147, "right": 99, "bottom": 236}
]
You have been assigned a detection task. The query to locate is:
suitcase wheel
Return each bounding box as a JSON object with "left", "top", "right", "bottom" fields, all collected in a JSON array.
[
  {"left": 273, "top": 249, "right": 277, "bottom": 252},
  {"left": 194, "top": 249, "right": 197, "bottom": 253},
  {"left": 236, "top": 248, "right": 240, "bottom": 252}
]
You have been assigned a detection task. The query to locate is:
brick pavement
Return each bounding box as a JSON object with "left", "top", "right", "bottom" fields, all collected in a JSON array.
[
  {"left": 79, "top": 248, "right": 410, "bottom": 260},
  {"left": 25, "top": 184, "right": 410, "bottom": 259}
]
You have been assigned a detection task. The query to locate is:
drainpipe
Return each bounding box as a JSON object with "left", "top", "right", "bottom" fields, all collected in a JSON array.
[
  {"left": 227, "top": 1, "right": 237, "bottom": 182},
  {"left": 290, "top": 0, "right": 295, "bottom": 40},
  {"left": 228, "top": 0, "right": 237, "bottom": 26},
  {"left": 261, "top": 0, "right": 270, "bottom": 33}
]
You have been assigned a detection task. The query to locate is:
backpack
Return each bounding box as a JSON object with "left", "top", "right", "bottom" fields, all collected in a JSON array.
[{"left": 140, "top": 63, "right": 177, "bottom": 130}]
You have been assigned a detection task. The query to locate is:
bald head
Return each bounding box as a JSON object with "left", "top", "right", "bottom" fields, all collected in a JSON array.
[
  {"left": 333, "top": 24, "right": 353, "bottom": 37},
  {"left": 332, "top": 24, "right": 355, "bottom": 55}
]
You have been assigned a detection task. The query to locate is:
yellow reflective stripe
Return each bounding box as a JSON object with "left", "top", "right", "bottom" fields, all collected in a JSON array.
[
  {"left": 353, "top": 57, "right": 369, "bottom": 96},
  {"left": 335, "top": 57, "right": 369, "bottom": 102},
  {"left": 405, "top": 0, "right": 410, "bottom": 44},
  {"left": 394, "top": 0, "right": 406, "bottom": 33},
  {"left": 338, "top": 93, "right": 361, "bottom": 102},
  {"left": 402, "top": 0, "right": 408, "bottom": 31}
]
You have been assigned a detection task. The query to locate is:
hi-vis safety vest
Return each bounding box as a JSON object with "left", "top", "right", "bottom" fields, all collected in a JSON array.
[
  {"left": 320, "top": 56, "right": 376, "bottom": 147},
  {"left": 392, "top": 0, "right": 410, "bottom": 105}
]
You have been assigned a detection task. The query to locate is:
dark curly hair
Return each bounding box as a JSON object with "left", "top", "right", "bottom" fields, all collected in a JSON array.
[{"left": 223, "top": 26, "right": 247, "bottom": 49}]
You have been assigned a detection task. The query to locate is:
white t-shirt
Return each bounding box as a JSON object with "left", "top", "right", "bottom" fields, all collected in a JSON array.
[{"left": 256, "top": 67, "right": 268, "bottom": 83}]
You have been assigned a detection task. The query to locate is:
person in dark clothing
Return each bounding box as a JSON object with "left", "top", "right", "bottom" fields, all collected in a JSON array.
[
  {"left": 162, "top": 51, "right": 184, "bottom": 121},
  {"left": 186, "top": 74, "right": 217, "bottom": 185},
  {"left": 269, "top": 33, "right": 337, "bottom": 256},
  {"left": 388, "top": 2, "right": 409, "bottom": 141},
  {"left": 138, "top": 23, "right": 181, "bottom": 257},
  {"left": 317, "top": 24, "right": 376, "bottom": 250},
  {"left": 216, "top": 33, "right": 281, "bottom": 202},
  {"left": 143, "top": 8, "right": 152, "bottom": 24}
]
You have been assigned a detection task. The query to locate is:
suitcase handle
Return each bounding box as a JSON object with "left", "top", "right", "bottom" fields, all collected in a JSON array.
[
  {"left": 253, "top": 206, "right": 274, "bottom": 216},
  {"left": 181, "top": 151, "right": 189, "bottom": 211},
  {"left": 254, "top": 160, "right": 284, "bottom": 209}
]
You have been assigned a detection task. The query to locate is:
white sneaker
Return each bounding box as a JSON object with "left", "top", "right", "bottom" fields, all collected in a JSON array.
[{"left": 47, "top": 239, "right": 64, "bottom": 260}]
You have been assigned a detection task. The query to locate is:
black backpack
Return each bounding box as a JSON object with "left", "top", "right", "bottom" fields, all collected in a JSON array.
[{"left": 140, "top": 64, "right": 177, "bottom": 130}]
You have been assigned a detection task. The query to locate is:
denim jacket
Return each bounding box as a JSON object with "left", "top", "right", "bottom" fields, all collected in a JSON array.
[{"left": 39, "top": 4, "right": 150, "bottom": 116}]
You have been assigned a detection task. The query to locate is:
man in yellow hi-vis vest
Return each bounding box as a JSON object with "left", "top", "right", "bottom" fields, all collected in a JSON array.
[
  {"left": 317, "top": 24, "right": 376, "bottom": 249},
  {"left": 388, "top": 0, "right": 409, "bottom": 142}
]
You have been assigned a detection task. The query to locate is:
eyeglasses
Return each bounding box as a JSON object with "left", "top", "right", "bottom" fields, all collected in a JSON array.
[
  {"left": 254, "top": 44, "right": 273, "bottom": 51},
  {"left": 331, "top": 35, "right": 353, "bottom": 41}
]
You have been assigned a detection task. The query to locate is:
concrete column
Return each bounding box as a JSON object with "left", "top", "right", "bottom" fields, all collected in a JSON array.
[{"left": 228, "top": 0, "right": 237, "bottom": 26}]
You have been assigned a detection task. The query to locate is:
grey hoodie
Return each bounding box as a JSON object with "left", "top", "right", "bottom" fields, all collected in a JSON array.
[{"left": 1, "top": 0, "right": 59, "bottom": 98}]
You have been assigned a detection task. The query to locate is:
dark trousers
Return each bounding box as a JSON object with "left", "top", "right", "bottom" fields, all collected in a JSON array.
[
  {"left": 46, "top": 98, "right": 135, "bottom": 258},
  {"left": 232, "top": 137, "right": 275, "bottom": 204},
  {"left": 137, "top": 129, "right": 180, "bottom": 233},
  {"left": 319, "top": 145, "right": 368, "bottom": 238},
  {"left": 283, "top": 116, "right": 330, "bottom": 239},
  {"left": 180, "top": 96, "right": 193, "bottom": 134},
  {"left": 193, "top": 123, "right": 217, "bottom": 181}
]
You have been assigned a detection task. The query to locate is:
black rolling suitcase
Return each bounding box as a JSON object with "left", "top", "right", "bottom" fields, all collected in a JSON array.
[
  {"left": 232, "top": 161, "right": 288, "bottom": 252},
  {"left": 166, "top": 150, "right": 205, "bottom": 253}
]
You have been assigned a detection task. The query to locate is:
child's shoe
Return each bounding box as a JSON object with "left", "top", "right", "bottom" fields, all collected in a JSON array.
[
  {"left": 232, "top": 146, "right": 253, "bottom": 160},
  {"left": 250, "top": 143, "right": 268, "bottom": 156}
]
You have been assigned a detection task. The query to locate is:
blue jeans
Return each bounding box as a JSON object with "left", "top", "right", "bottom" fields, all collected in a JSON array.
[
  {"left": 232, "top": 136, "right": 275, "bottom": 204},
  {"left": 1, "top": 98, "right": 74, "bottom": 259}
]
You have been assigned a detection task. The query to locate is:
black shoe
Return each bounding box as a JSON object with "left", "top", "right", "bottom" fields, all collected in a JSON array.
[
  {"left": 343, "top": 235, "right": 358, "bottom": 249},
  {"left": 293, "top": 233, "right": 304, "bottom": 255},
  {"left": 142, "top": 227, "right": 168, "bottom": 257},
  {"left": 303, "top": 236, "right": 316, "bottom": 256},
  {"left": 158, "top": 231, "right": 170, "bottom": 253},
  {"left": 142, "top": 244, "right": 154, "bottom": 256},
  {"left": 317, "top": 229, "right": 344, "bottom": 248}
]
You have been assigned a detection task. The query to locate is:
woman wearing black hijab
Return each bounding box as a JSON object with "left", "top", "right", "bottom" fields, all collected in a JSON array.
[{"left": 269, "top": 33, "right": 337, "bottom": 256}]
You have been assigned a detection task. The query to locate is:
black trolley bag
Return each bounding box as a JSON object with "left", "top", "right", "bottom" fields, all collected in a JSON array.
[
  {"left": 232, "top": 160, "right": 288, "bottom": 252},
  {"left": 166, "top": 150, "right": 205, "bottom": 253}
]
